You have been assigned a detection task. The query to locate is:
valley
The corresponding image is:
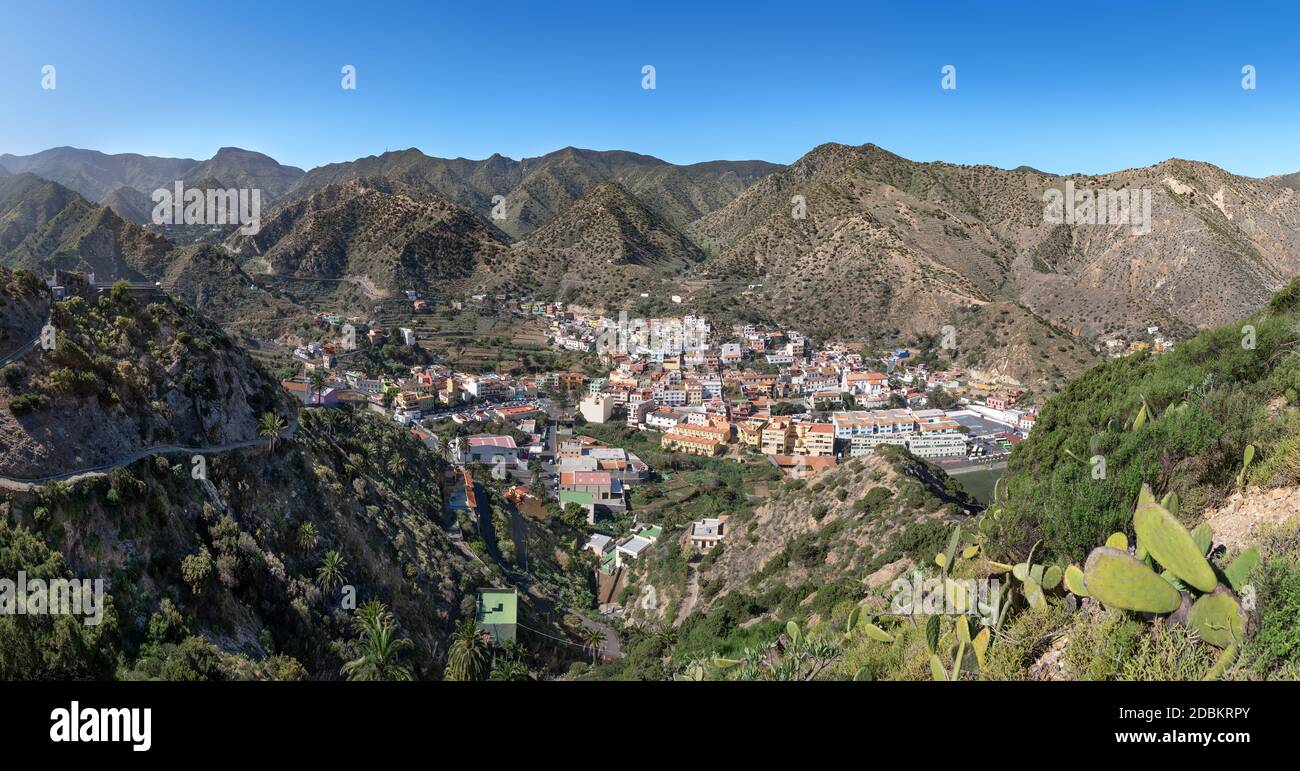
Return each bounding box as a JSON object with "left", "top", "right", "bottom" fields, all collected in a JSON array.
[{"left": 2, "top": 140, "right": 1299, "bottom": 683}]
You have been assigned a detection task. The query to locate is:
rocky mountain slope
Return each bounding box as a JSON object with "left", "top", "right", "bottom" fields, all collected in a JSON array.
[
  {"left": 0, "top": 173, "right": 172, "bottom": 278},
  {"left": 226, "top": 178, "right": 508, "bottom": 298},
  {"left": 0, "top": 406, "right": 495, "bottom": 680},
  {"left": 695, "top": 142, "right": 1300, "bottom": 348},
  {"left": 489, "top": 180, "right": 707, "bottom": 306},
  {"left": 692, "top": 446, "right": 974, "bottom": 615},
  {"left": 287, "top": 146, "right": 781, "bottom": 241},
  {"left": 0, "top": 269, "right": 294, "bottom": 480}
]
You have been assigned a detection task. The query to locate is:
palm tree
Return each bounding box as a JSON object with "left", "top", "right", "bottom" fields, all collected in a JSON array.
[
  {"left": 652, "top": 625, "right": 678, "bottom": 652},
  {"left": 489, "top": 657, "right": 529, "bottom": 681},
  {"left": 386, "top": 452, "right": 409, "bottom": 478},
  {"left": 580, "top": 626, "right": 606, "bottom": 665},
  {"left": 316, "top": 549, "right": 347, "bottom": 591},
  {"left": 296, "top": 522, "right": 318, "bottom": 554},
  {"left": 341, "top": 604, "right": 413, "bottom": 681},
  {"left": 445, "top": 619, "right": 490, "bottom": 681},
  {"left": 258, "top": 412, "right": 286, "bottom": 451},
  {"left": 308, "top": 370, "right": 328, "bottom": 405},
  {"left": 355, "top": 598, "right": 392, "bottom": 636}
]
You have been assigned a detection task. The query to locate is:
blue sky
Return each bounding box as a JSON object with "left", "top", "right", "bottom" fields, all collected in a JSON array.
[{"left": 3, "top": 0, "right": 1299, "bottom": 176}]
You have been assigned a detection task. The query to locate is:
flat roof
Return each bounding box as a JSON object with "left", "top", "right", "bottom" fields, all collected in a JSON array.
[
  {"left": 476, "top": 589, "right": 517, "bottom": 625},
  {"left": 468, "top": 435, "right": 518, "bottom": 449}
]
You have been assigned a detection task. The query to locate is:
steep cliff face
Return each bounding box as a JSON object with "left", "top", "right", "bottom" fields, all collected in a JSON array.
[
  {"left": 0, "top": 409, "right": 493, "bottom": 680},
  {"left": 0, "top": 272, "right": 293, "bottom": 481}
]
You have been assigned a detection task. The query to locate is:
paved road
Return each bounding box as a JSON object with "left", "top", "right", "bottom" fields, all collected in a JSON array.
[
  {"left": 0, "top": 312, "right": 51, "bottom": 369},
  {"left": 0, "top": 415, "right": 299, "bottom": 491},
  {"left": 939, "top": 459, "right": 1009, "bottom": 476}
]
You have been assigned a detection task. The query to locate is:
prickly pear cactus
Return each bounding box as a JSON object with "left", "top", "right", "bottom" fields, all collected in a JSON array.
[
  {"left": 1133, "top": 498, "right": 1217, "bottom": 592},
  {"left": 1188, "top": 590, "right": 1245, "bottom": 649},
  {"left": 1082, "top": 546, "right": 1182, "bottom": 613}
]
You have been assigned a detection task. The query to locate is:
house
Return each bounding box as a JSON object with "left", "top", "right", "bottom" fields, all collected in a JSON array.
[
  {"left": 760, "top": 418, "right": 795, "bottom": 455},
  {"left": 281, "top": 379, "right": 341, "bottom": 407},
  {"left": 671, "top": 421, "right": 732, "bottom": 444},
  {"left": 906, "top": 423, "right": 967, "bottom": 458},
  {"left": 615, "top": 534, "right": 654, "bottom": 565},
  {"left": 447, "top": 470, "right": 479, "bottom": 513},
  {"left": 646, "top": 407, "right": 685, "bottom": 432},
  {"left": 661, "top": 431, "right": 723, "bottom": 456},
  {"left": 456, "top": 435, "right": 521, "bottom": 465},
  {"left": 688, "top": 517, "right": 727, "bottom": 551},
  {"left": 560, "top": 490, "right": 597, "bottom": 523},
  {"left": 625, "top": 397, "right": 656, "bottom": 428},
  {"left": 842, "top": 371, "right": 889, "bottom": 397},
  {"left": 807, "top": 390, "right": 844, "bottom": 410},
  {"left": 475, "top": 588, "right": 517, "bottom": 643},
  {"left": 793, "top": 422, "right": 836, "bottom": 456},
  {"left": 583, "top": 533, "right": 615, "bottom": 557},
  {"left": 735, "top": 418, "right": 767, "bottom": 449},
  {"left": 559, "top": 471, "right": 624, "bottom": 508},
  {"left": 579, "top": 394, "right": 615, "bottom": 423},
  {"left": 770, "top": 454, "right": 838, "bottom": 479}
]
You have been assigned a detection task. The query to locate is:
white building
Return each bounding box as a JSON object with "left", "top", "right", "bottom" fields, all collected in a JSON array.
[{"left": 579, "top": 394, "right": 616, "bottom": 424}]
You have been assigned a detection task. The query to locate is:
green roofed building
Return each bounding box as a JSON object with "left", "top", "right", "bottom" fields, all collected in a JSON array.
[
  {"left": 559, "top": 489, "right": 596, "bottom": 523},
  {"left": 476, "top": 587, "right": 518, "bottom": 643}
]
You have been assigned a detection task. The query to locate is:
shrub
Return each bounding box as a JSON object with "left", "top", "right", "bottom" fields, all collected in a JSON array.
[{"left": 853, "top": 486, "right": 894, "bottom": 515}]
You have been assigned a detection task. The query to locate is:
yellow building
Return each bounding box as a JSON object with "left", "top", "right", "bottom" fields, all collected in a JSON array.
[
  {"left": 793, "top": 423, "right": 835, "bottom": 457},
  {"left": 661, "top": 431, "right": 723, "bottom": 456},
  {"left": 736, "top": 418, "right": 768, "bottom": 449},
  {"left": 760, "top": 419, "right": 795, "bottom": 455}
]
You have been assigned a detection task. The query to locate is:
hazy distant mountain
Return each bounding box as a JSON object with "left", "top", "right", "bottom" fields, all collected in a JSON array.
[
  {"left": 0, "top": 173, "right": 171, "bottom": 279},
  {"left": 0, "top": 147, "right": 198, "bottom": 203},
  {"left": 0, "top": 146, "right": 305, "bottom": 208},
  {"left": 287, "top": 146, "right": 782, "bottom": 239},
  {"left": 181, "top": 147, "right": 305, "bottom": 200}
]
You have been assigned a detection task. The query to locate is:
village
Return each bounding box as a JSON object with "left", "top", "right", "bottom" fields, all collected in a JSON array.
[{"left": 272, "top": 290, "right": 1180, "bottom": 630}]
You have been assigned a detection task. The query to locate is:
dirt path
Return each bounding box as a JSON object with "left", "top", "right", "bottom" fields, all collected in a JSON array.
[{"left": 674, "top": 559, "right": 701, "bottom": 626}]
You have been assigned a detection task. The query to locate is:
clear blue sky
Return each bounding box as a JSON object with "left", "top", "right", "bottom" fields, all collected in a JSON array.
[{"left": 3, "top": 0, "right": 1299, "bottom": 176}]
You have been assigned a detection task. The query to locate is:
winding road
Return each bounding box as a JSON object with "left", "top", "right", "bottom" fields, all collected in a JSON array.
[
  {"left": 0, "top": 416, "right": 298, "bottom": 491},
  {"left": 0, "top": 311, "right": 51, "bottom": 369}
]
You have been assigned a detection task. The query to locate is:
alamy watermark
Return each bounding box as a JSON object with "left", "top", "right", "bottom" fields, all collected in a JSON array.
[
  {"left": 0, "top": 571, "right": 105, "bottom": 626},
  {"left": 151, "top": 182, "right": 262, "bottom": 235},
  {"left": 594, "top": 311, "right": 710, "bottom": 356},
  {"left": 1043, "top": 180, "right": 1151, "bottom": 235}
]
